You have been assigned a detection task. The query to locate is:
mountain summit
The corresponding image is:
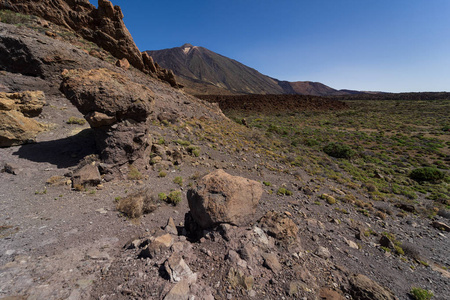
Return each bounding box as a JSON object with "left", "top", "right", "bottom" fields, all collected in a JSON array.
[{"left": 146, "top": 44, "right": 344, "bottom": 96}]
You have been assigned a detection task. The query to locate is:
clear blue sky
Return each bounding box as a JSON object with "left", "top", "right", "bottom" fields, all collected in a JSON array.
[{"left": 90, "top": 0, "right": 450, "bottom": 92}]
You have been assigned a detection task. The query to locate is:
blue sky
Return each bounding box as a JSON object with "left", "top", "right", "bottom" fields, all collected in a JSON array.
[{"left": 90, "top": 1, "right": 450, "bottom": 92}]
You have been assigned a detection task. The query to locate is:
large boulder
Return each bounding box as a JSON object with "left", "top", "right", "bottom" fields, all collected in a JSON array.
[
  {"left": 187, "top": 169, "right": 263, "bottom": 229},
  {"left": 60, "top": 68, "right": 154, "bottom": 171},
  {"left": 60, "top": 68, "right": 154, "bottom": 122},
  {"left": 0, "top": 91, "right": 46, "bottom": 147}
]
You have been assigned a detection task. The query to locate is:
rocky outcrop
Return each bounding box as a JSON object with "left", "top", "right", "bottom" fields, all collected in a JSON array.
[
  {"left": 0, "top": 91, "right": 46, "bottom": 147},
  {"left": 187, "top": 169, "right": 263, "bottom": 229},
  {"left": 0, "top": 0, "right": 177, "bottom": 86},
  {"left": 349, "top": 274, "right": 398, "bottom": 300},
  {"left": 60, "top": 68, "right": 154, "bottom": 172}
]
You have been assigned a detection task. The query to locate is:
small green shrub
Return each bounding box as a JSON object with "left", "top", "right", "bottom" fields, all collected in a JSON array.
[
  {"left": 410, "top": 167, "right": 445, "bottom": 183},
  {"left": 186, "top": 145, "right": 200, "bottom": 157},
  {"left": 127, "top": 165, "right": 142, "bottom": 180},
  {"left": 277, "top": 187, "right": 293, "bottom": 196},
  {"left": 173, "top": 176, "right": 183, "bottom": 186},
  {"left": 66, "top": 117, "right": 86, "bottom": 125},
  {"left": 167, "top": 190, "right": 182, "bottom": 205},
  {"left": 158, "top": 192, "right": 167, "bottom": 201},
  {"left": 158, "top": 171, "right": 167, "bottom": 178},
  {"left": 174, "top": 139, "right": 191, "bottom": 146},
  {"left": 410, "top": 287, "right": 433, "bottom": 300},
  {"left": 263, "top": 181, "right": 272, "bottom": 186},
  {"left": 319, "top": 193, "right": 336, "bottom": 204},
  {"left": 323, "top": 142, "right": 355, "bottom": 159}
]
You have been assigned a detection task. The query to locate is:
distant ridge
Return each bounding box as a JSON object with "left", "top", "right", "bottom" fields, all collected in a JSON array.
[{"left": 145, "top": 44, "right": 356, "bottom": 96}]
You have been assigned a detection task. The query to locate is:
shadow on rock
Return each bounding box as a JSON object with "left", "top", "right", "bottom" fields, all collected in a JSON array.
[{"left": 13, "top": 129, "right": 97, "bottom": 168}]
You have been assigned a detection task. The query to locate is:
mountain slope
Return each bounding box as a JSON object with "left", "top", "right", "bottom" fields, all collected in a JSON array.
[
  {"left": 146, "top": 44, "right": 285, "bottom": 95},
  {"left": 146, "top": 44, "right": 348, "bottom": 96}
]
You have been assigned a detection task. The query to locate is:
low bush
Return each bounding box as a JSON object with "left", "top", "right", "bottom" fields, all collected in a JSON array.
[
  {"left": 323, "top": 142, "right": 355, "bottom": 159},
  {"left": 167, "top": 190, "right": 182, "bottom": 205},
  {"left": 277, "top": 187, "right": 293, "bottom": 196},
  {"left": 410, "top": 287, "right": 434, "bottom": 300},
  {"left": 410, "top": 167, "right": 445, "bottom": 182}
]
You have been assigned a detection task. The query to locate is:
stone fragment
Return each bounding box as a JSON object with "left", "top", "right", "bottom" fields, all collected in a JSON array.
[
  {"left": 187, "top": 169, "right": 263, "bottom": 229},
  {"left": 262, "top": 252, "right": 282, "bottom": 273},
  {"left": 163, "top": 279, "right": 190, "bottom": 300},
  {"left": 227, "top": 267, "right": 254, "bottom": 290},
  {"left": 116, "top": 58, "right": 130, "bottom": 70},
  {"left": 431, "top": 221, "right": 450, "bottom": 232},
  {"left": 345, "top": 238, "right": 359, "bottom": 250},
  {"left": 2, "top": 163, "right": 19, "bottom": 175},
  {"left": 315, "top": 246, "right": 331, "bottom": 259},
  {"left": 252, "top": 226, "right": 269, "bottom": 245},
  {"left": 164, "top": 253, "right": 197, "bottom": 283},
  {"left": 72, "top": 162, "right": 101, "bottom": 188},
  {"left": 259, "top": 211, "right": 299, "bottom": 242},
  {"left": 165, "top": 217, "right": 178, "bottom": 235},
  {"left": 154, "top": 234, "right": 175, "bottom": 248},
  {"left": 318, "top": 288, "right": 345, "bottom": 300}
]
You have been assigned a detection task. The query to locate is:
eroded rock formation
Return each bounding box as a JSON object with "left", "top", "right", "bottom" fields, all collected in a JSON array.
[
  {"left": 0, "top": 0, "right": 177, "bottom": 86},
  {"left": 60, "top": 68, "right": 154, "bottom": 174},
  {"left": 0, "top": 91, "right": 46, "bottom": 147}
]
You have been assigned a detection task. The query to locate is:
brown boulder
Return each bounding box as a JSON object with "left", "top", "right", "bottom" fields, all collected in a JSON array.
[
  {"left": 72, "top": 162, "right": 101, "bottom": 188},
  {"left": 259, "top": 210, "right": 299, "bottom": 242},
  {"left": 349, "top": 274, "right": 398, "bottom": 300},
  {"left": 61, "top": 68, "right": 154, "bottom": 122},
  {"left": 187, "top": 169, "right": 263, "bottom": 229},
  {"left": 115, "top": 58, "right": 130, "bottom": 70}
]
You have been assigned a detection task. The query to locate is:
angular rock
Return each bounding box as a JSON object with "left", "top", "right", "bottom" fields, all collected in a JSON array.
[
  {"left": 164, "top": 253, "right": 197, "bottom": 283},
  {"left": 227, "top": 267, "right": 254, "bottom": 291},
  {"left": 259, "top": 211, "right": 299, "bottom": 242},
  {"left": 315, "top": 246, "right": 331, "bottom": 259},
  {"left": 116, "top": 58, "right": 130, "bottom": 70},
  {"left": 165, "top": 217, "right": 178, "bottom": 235},
  {"left": 71, "top": 162, "right": 101, "bottom": 188},
  {"left": 349, "top": 274, "right": 398, "bottom": 300},
  {"left": 187, "top": 169, "right": 263, "bottom": 229},
  {"left": 319, "top": 288, "right": 345, "bottom": 300},
  {"left": 164, "top": 279, "right": 190, "bottom": 300},
  {"left": 262, "top": 252, "right": 282, "bottom": 273}
]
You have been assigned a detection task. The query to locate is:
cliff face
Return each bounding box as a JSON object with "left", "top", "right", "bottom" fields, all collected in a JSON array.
[{"left": 0, "top": 0, "right": 177, "bottom": 86}]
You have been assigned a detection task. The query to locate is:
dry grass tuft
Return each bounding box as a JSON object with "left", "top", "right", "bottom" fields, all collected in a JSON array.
[{"left": 116, "top": 188, "right": 159, "bottom": 218}]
